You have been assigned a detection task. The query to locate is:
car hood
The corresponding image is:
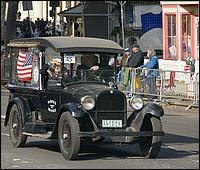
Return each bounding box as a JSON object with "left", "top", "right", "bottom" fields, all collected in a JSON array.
[{"left": 64, "top": 82, "right": 111, "bottom": 98}]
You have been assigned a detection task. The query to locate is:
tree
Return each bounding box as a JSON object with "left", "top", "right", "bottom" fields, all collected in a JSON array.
[
  {"left": 5, "top": 1, "right": 19, "bottom": 45},
  {"left": 1, "top": 1, "right": 6, "bottom": 44}
]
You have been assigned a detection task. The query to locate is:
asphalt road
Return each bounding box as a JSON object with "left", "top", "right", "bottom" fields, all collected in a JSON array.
[{"left": 1, "top": 90, "right": 199, "bottom": 169}]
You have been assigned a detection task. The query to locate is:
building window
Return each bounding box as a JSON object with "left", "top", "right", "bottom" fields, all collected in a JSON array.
[
  {"left": 166, "top": 14, "right": 176, "bottom": 59},
  {"left": 181, "top": 14, "right": 191, "bottom": 60},
  {"left": 66, "top": 1, "right": 71, "bottom": 9}
]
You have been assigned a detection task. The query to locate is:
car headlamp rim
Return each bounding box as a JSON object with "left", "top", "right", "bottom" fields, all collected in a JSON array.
[
  {"left": 81, "top": 95, "right": 95, "bottom": 110},
  {"left": 129, "top": 96, "right": 144, "bottom": 110}
]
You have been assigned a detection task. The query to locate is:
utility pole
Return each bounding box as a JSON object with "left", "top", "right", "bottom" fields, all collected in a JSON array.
[
  {"left": 50, "top": 1, "right": 59, "bottom": 35},
  {"left": 5, "top": 1, "right": 19, "bottom": 45},
  {"left": 1, "top": 1, "right": 6, "bottom": 44},
  {"left": 119, "top": 1, "right": 126, "bottom": 48},
  {"left": 46, "top": 1, "right": 48, "bottom": 21}
]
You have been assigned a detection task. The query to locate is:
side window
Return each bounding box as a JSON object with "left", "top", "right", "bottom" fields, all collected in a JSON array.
[
  {"left": 12, "top": 47, "right": 40, "bottom": 88},
  {"left": 10, "top": 48, "right": 19, "bottom": 84},
  {"left": 31, "top": 49, "right": 40, "bottom": 87},
  {"left": 44, "top": 47, "right": 61, "bottom": 87}
]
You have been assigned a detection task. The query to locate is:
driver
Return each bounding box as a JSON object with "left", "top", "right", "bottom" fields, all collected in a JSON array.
[{"left": 76, "top": 54, "right": 99, "bottom": 80}]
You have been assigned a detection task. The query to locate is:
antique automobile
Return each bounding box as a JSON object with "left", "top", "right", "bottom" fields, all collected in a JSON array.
[{"left": 4, "top": 37, "right": 164, "bottom": 160}]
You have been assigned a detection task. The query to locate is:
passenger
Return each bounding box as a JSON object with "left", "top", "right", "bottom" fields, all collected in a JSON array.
[{"left": 47, "top": 58, "right": 61, "bottom": 78}]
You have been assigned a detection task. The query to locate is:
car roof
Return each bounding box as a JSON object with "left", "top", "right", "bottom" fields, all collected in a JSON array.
[{"left": 7, "top": 36, "right": 124, "bottom": 53}]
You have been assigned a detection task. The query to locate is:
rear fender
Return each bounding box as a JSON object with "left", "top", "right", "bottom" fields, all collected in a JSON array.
[
  {"left": 4, "top": 97, "right": 31, "bottom": 127},
  {"left": 129, "top": 103, "right": 164, "bottom": 131}
]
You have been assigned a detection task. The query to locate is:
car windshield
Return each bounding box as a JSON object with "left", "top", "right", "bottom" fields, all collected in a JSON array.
[{"left": 61, "top": 52, "right": 120, "bottom": 84}]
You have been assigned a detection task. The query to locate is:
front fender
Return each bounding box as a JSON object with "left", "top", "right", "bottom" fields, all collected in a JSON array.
[
  {"left": 129, "top": 103, "right": 164, "bottom": 131},
  {"left": 58, "top": 102, "right": 87, "bottom": 118},
  {"left": 4, "top": 97, "right": 31, "bottom": 127},
  {"left": 141, "top": 103, "right": 164, "bottom": 117},
  {"left": 50, "top": 103, "right": 88, "bottom": 139}
]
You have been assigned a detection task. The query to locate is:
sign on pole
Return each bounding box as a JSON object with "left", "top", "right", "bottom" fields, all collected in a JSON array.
[{"left": 22, "top": 1, "right": 33, "bottom": 11}]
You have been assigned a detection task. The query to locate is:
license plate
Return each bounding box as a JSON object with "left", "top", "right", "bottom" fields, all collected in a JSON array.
[{"left": 102, "top": 120, "right": 122, "bottom": 128}]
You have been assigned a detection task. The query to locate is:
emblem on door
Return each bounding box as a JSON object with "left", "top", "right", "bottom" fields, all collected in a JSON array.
[{"left": 47, "top": 100, "right": 56, "bottom": 112}]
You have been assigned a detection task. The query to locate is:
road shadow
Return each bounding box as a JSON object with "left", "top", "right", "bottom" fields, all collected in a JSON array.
[
  {"left": 162, "top": 133, "right": 199, "bottom": 144},
  {"left": 22, "top": 132, "right": 199, "bottom": 160}
]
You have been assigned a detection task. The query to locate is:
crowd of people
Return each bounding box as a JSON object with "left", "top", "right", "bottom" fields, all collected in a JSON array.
[
  {"left": 118, "top": 44, "right": 159, "bottom": 99},
  {"left": 16, "top": 17, "right": 68, "bottom": 38}
]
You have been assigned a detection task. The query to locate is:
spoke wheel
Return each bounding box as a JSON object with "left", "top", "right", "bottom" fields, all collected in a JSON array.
[
  {"left": 58, "top": 112, "right": 80, "bottom": 160},
  {"left": 8, "top": 104, "right": 27, "bottom": 147},
  {"left": 139, "top": 115, "right": 162, "bottom": 158}
]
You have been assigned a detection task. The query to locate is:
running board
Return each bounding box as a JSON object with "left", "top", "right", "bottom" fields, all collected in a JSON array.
[{"left": 23, "top": 131, "right": 52, "bottom": 139}]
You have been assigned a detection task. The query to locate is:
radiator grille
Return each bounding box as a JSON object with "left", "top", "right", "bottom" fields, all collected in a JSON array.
[{"left": 96, "top": 90, "right": 127, "bottom": 128}]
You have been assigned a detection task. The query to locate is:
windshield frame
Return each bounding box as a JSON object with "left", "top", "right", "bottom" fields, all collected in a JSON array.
[{"left": 60, "top": 51, "right": 120, "bottom": 85}]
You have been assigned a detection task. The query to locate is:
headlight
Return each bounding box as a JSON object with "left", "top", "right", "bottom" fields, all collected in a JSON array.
[
  {"left": 81, "top": 95, "right": 95, "bottom": 110},
  {"left": 129, "top": 96, "right": 144, "bottom": 110}
]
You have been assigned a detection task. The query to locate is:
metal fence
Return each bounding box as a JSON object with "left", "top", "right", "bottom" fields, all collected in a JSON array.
[{"left": 117, "top": 68, "right": 199, "bottom": 110}]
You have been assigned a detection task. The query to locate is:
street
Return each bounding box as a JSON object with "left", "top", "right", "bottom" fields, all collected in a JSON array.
[{"left": 1, "top": 90, "right": 199, "bottom": 169}]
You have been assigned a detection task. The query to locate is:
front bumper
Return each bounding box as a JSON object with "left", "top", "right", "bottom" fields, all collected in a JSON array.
[{"left": 78, "top": 130, "right": 164, "bottom": 137}]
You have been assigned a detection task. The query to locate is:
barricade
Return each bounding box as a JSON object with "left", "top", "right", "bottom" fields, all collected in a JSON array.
[{"left": 117, "top": 67, "right": 199, "bottom": 109}]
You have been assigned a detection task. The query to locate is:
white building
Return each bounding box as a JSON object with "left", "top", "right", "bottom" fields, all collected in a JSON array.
[{"left": 17, "top": 1, "right": 80, "bottom": 23}]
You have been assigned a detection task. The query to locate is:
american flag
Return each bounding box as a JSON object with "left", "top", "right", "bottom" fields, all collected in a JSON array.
[{"left": 17, "top": 51, "right": 33, "bottom": 81}]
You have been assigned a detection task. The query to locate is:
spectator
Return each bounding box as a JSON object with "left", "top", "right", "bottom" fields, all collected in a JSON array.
[
  {"left": 40, "top": 18, "right": 47, "bottom": 37},
  {"left": 126, "top": 44, "right": 144, "bottom": 93},
  {"left": 45, "top": 21, "right": 52, "bottom": 36},
  {"left": 139, "top": 49, "right": 159, "bottom": 99},
  {"left": 55, "top": 24, "right": 62, "bottom": 36},
  {"left": 33, "top": 27, "right": 40, "bottom": 37},
  {"left": 127, "top": 44, "right": 144, "bottom": 68},
  {"left": 121, "top": 48, "right": 130, "bottom": 67},
  {"left": 16, "top": 27, "right": 23, "bottom": 38},
  {"left": 117, "top": 48, "right": 131, "bottom": 91}
]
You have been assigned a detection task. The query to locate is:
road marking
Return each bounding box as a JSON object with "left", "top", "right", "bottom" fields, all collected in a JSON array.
[
  {"left": 13, "top": 158, "right": 21, "bottom": 161},
  {"left": 1, "top": 115, "right": 6, "bottom": 119},
  {"left": 166, "top": 145, "right": 176, "bottom": 150},
  {"left": 11, "top": 165, "right": 19, "bottom": 168},
  {"left": 191, "top": 160, "right": 199, "bottom": 163},
  {"left": 1, "top": 133, "right": 9, "bottom": 137},
  {"left": 21, "top": 161, "right": 29, "bottom": 164}
]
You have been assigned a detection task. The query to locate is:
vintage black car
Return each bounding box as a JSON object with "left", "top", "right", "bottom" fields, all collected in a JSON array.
[{"left": 4, "top": 37, "right": 164, "bottom": 160}]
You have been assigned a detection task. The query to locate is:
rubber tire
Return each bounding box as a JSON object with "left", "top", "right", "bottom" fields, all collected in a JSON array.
[
  {"left": 139, "top": 115, "right": 162, "bottom": 158},
  {"left": 8, "top": 104, "right": 27, "bottom": 147},
  {"left": 58, "top": 112, "right": 80, "bottom": 160}
]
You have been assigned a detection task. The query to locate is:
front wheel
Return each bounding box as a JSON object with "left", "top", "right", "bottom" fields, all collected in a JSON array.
[
  {"left": 138, "top": 115, "right": 162, "bottom": 158},
  {"left": 58, "top": 112, "right": 80, "bottom": 160},
  {"left": 8, "top": 104, "right": 28, "bottom": 147}
]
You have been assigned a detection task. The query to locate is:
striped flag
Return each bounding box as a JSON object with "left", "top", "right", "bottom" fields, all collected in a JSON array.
[{"left": 17, "top": 51, "right": 33, "bottom": 81}]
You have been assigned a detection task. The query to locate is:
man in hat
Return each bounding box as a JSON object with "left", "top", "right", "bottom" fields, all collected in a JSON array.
[
  {"left": 127, "top": 44, "right": 144, "bottom": 68},
  {"left": 126, "top": 44, "right": 144, "bottom": 94}
]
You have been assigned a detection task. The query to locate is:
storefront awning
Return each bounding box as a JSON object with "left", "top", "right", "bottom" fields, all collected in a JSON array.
[
  {"left": 57, "top": 4, "right": 109, "bottom": 17},
  {"left": 57, "top": 4, "right": 84, "bottom": 16}
]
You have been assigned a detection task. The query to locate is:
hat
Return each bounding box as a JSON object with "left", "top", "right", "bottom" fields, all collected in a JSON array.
[
  {"left": 132, "top": 44, "right": 140, "bottom": 48},
  {"left": 125, "top": 48, "right": 130, "bottom": 52}
]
